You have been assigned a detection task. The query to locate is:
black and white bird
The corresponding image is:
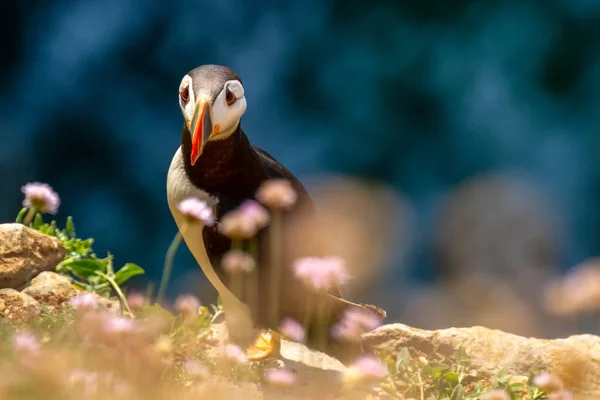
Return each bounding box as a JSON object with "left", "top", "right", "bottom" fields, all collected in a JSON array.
[{"left": 166, "top": 64, "right": 385, "bottom": 362}]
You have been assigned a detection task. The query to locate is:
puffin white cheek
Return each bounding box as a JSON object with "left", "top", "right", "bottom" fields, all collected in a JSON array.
[{"left": 183, "top": 103, "right": 194, "bottom": 126}]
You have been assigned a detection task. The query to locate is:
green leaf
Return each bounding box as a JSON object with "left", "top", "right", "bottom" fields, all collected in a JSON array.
[
  {"left": 114, "top": 263, "right": 145, "bottom": 285},
  {"left": 456, "top": 345, "right": 471, "bottom": 366},
  {"left": 379, "top": 383, "right": 397, "bottom": 395},
  {"left": 444, "top": 371, "right": 460, "bottom": 386},
  {"left": 33, "top": 213, "right": 44, "bottom": 229},
  {"left": 430, "top": 363, "right": 451, "bottom": 378},
  {"left": 106, "top": 252, "right": 114, "bottom": 275},
  {"left": 62, "top": 258, "right": 108, "bottom": 279},
  {"left": 15, "top": 208, "right": 28, "bottom": 223},
  {"left": 65, "top": 216, "right": 75, "bottom": 237},
  {"left": 449, "top": 384, "right": 464, "bottom": 400},
  {"left": 395, "top": 347, "right": 411, "bottom": 370}
]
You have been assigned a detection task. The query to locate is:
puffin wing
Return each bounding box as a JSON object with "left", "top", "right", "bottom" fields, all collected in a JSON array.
[
  {"left": 251, "top": 145, "right": 316, "bottom": 216},
  {"left": 250, "top": 145, "right": 345, "bottom": 301}
]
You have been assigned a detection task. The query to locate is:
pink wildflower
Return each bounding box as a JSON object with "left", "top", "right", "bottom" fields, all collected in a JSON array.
[
  {"left": 223, "top": 343, "right": 248, "bottom": 365},
  {"left": 222, "top": 250, "right": 256, "bottom": 275},
  {"left": 175, "top": 294, "right": 201, "bottom": 319},
  {"left": 12, "top": 331, "right": 40, "bottom": 354},
  {"left": 239, "top": 200, "right": 270, "bottom": 230},
  {"left": 21, "top": 182, "right": 60, "bottom": 214},
  {"left": 70, "top": 292, "right": 99, "bottom": 311},
  {"left": 256, "top": 179, "right": 297, "bottom": 210},
  {"left": 103, "top": 316, "right": 135, "bottom": 334},
  {"left": 218, "top": 209, "right": 258, "bottom": 239},
  {"left": 265, "top": 368, "right": 296, "bottom": 387},
  {"left": 177, "top": 197, "right": 214, "bottom": 226},
  {"left": 279, "top": 318, "right": 305, "bottom": 343},
  {"left": 126, "top": 292, "right": 146, "bottom": 311},
  {"left": 331, "top": 308, "right": 382, "bottom": 342},
  {"left": 293, "top": 256, "right": 351, "bottom": 291},
  {"left": 533, "top": 372, "right": 564, "bottom": 393},
  {"left": 184, "top": 360, "right": 210, "bottom": 380},
  {"left": 343, "top": 355, "right": 387, "bottom": 384}
]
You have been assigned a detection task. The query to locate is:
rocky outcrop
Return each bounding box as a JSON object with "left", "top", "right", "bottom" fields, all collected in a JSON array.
[
  {"left": 0, "top": 288, "right": 41, "bottom": 322},
  {"left": 0, "top": 224, "right": 65, "bottom": 289},
  {"left": 364, "top": 323, "right": 600, "bottom": 399},
  {"left": 22, "top": 271, "right": 78, "bottom": 308},
  {"left": 22, "top": 271, "right": 121, "bottom": 313}
]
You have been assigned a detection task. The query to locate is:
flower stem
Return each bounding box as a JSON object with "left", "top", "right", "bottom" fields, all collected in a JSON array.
[
  {"left": 317, "top": 293, "right": 330, "bottom": 351},
  {"left": 95, "top": 271, "right": 133, "bottom": 317},
  {"left": 268, "top": 210, "right": 282, "bottom": 329},
  {"left": 231, "top": 274, "right": 243, "bottom": 302},
  {"left": 157, "top": 224, "right": 187, "bottom": 305},
  {"left": 247, "top": 238, "right": 259, "bottom": 317},
  {"left": 22, "top": 208, "right": 37, "bottom": 225}
]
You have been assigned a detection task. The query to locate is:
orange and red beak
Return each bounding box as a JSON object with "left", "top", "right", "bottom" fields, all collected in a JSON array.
[{"left": 189, "top": 98, "right": 214, "bottom": 166}]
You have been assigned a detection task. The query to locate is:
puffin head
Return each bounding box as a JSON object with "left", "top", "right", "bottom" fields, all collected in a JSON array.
[{"left": 178, "top": 65, "right": 247, "bottom": 166}]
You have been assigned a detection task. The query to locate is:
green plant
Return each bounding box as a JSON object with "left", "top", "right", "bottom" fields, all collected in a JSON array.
[
  {"left": 16, "top": 208, "right": 145, "bottom": 311},
  {"left": 377, "top": 346, "right": 549, "bottom": 400}
]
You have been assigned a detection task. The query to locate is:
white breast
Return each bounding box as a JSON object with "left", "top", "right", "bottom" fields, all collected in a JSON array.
[{"left": 166, "top": 147, "right": 254, "bottom": 338}]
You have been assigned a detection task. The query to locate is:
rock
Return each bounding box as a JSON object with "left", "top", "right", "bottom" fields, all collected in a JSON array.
[
  {"left": 0, "top": 223, "right": 66, "bottom": 289},
  {"left": 364, "top": 323, "right": 600, "bottom": 399},
  {"left": 91, "top": 293, "right": 121, "bottom": 314},
  {"left": 21, "top": 271, "right": 121, "bottom": 314},
  {"left": 22, "top": 271, "right": 77, "bottom": 308},
  {"left": 0, "top": 288, "right": 41, "bottom": 322}
]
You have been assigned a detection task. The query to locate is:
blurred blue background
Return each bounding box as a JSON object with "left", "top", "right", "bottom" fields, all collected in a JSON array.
[{"left": 1, "top": 1, "right": 599, "bottom": 335}]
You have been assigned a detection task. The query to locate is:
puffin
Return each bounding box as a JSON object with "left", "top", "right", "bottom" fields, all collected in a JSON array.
[{"left": 166, "top": 64, "right": 385, "bottom": 363}]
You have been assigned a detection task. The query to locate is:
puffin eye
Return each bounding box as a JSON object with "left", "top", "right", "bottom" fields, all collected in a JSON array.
[
  {"left": 180, "top": 87, "right": 190, "bottom": 103},
  {"left": 225, "top": 88, "right": 237, "bottom": 106}
]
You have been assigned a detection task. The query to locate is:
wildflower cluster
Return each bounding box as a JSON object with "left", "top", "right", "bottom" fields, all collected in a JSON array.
[
  {"left": 7, "top": 179, "right": 580, "bottom": 400},
  {"left": 293, "top": 256, "right": 351, "bottom": 292},
  {"left": 16, "top": 182, "right": 145, "bottom": 309}
]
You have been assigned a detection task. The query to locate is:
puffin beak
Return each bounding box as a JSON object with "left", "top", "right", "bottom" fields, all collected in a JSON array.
[{"left": 190, "top": 97, "right": 213, "bottom": 166}]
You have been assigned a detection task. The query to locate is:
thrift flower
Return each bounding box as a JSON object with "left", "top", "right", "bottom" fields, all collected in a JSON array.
[
  {"left": 103, "top": 316, "right": 135, "bottom": 334},
  {"left": 239, "top": 200, "right": 270, "bottom": 230},
  {"left": 482, "top": 389, "right": 511, "bottom": 400},
  {"left": 12, "top": 331, "right": 40, "bottom": 354},
  {"left": 218, "top": 209, "right": 258, "bottom": 239},
  {"left": 265, "top": 368, "right": 296, "bottom": 387},
  {"left": 177, "top": 197, "right": 214, "bottom": 226},
  {"left": 256, "top": 179, "right": 297, "bottom": 210},
  {"left": 293, "top": 256, "right": 351, "bottom": 291},
  {"left": 343, "top": 355, "right": 387, "bottom": 384},
  {"left": 70, "top": 292, "right": 99, "bottom": 311},
  {"left": 222, "top": 249, "right": 256, "bottom": 275},
  {"left": 126, "top": 292, "right": 146, "bottom": 311},
  {"left": 533, "top": 372, "right": 564, "bottom": 393},
  {"left": 223, "top": 343, "right": 248, "bottom": 365},
  {"left": 21, "top": 182, "right": 60, "bottom": 214},
  {"left": 279, "top": 318, "right": 305, "bottom": 343},
  {"left": 184, "top": 360, "right": 210, "bottom": 380},
  {"left": 331, "top": 308, "right": 382, "bottom": 342},
  {"left": 175, "top": 294, "right": 201, "bottom": 319}
]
